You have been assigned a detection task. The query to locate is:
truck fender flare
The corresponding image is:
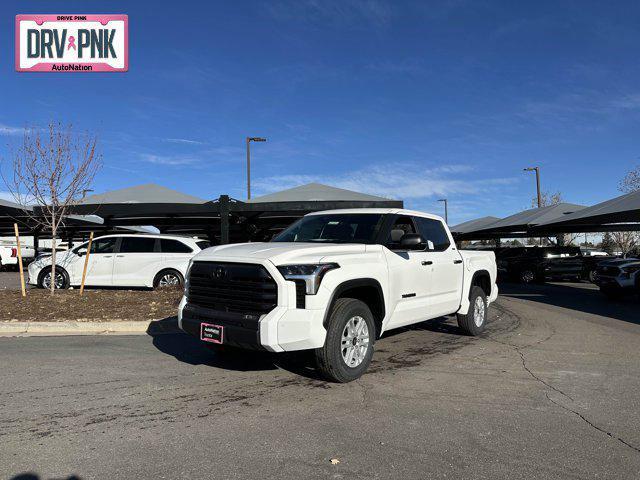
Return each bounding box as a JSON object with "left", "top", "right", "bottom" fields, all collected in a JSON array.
[
  {"left": 469, "top": 269, "right": 491, "bottom": 298},
  {"left": 322, "top": 278, "right": 386, "bottom": 331}
]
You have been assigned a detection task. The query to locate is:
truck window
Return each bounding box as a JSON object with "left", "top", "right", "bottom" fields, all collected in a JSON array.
[
  {"left": 414, "top": 217, "right": 451, "bottom": 252},
  {"left": 272, "top": 214, "right": 384, "bottom": 244},
  {"left": 386, "top": 215, "right": 417, "bottom": 249}
]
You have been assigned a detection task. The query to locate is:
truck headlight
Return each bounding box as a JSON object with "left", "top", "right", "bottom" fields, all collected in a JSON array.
[
  {"left": 277, "top": 263, "right": 339, "bottom": 295},
  {"left": 184, "top": 259, "right": 194, "bottom": 294}
]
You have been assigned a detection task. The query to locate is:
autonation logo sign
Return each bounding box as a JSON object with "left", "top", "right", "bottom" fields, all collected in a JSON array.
[{"left": 15, "top": 14, "right": 128, "bottom": 72}]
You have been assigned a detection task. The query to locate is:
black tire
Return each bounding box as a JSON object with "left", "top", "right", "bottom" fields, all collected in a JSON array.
[
  {"left": 588, "top": 270, "right": 597, "bottom": 283},
  {"left": 315, "top": 298, "right": 376, "bottom": 383},
  {"left": 153, "top": 269, "right": 184, "bottom": 289},
  {"left": 519, "top": 269, "right": 536, "bottom": 284},
  {"left": 37, "top": 267, "right": 70, "bottom": 289},
  {"left": 457, "top": 286, "right": 488, "bottom": 336}
]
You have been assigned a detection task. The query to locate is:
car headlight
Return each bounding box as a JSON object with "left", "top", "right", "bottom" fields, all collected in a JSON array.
[{"left": 277, "top": 263, "right": 339, "bottom": 295}]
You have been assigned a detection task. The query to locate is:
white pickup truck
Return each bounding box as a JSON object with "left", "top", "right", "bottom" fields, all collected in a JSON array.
[
  {"left": 179, "top": 208, "right": 498, "bottom": 382},
  {"left": 0, "top": 244, "right": 35, "bottom": 271}
]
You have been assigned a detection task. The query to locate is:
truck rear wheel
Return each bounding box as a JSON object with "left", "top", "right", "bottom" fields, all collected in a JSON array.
[
  {"left": 315, "top": 298, "right": 375, "bottom": 383},
  {"left": 457, "top": 286, "right": 487, "bottom": 336}
]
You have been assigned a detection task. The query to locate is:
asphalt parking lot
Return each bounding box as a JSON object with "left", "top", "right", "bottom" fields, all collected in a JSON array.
[
  {"left": 1, "top": 281, "right": 639, "bottom": 479},
  {"left": 0, "top": 270, "right": 31, "bottom": 291}
]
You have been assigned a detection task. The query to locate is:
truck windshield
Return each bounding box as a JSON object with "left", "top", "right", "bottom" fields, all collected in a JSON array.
[{"left": 272, "top": 214, "right": 384, "bottom": 244}]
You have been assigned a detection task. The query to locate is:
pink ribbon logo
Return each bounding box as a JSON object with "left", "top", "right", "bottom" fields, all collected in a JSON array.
[{"left": 67, "top": 36, "right": 77, "bottom": 50}]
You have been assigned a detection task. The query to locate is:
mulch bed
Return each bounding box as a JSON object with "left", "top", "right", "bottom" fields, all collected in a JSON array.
[{"left": 0, "top": 287, "right": 183, "bottom": 322}]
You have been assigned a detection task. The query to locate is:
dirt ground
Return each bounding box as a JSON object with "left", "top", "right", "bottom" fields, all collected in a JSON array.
[{"left": 0, "top": 287, "right": 183, "bottom": 321}]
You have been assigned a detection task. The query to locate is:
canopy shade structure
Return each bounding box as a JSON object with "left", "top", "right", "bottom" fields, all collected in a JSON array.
[
  {"left": 462, "top": 203, "right": 586, "bottom": 239},
  {"left": 450, "top": 216, "right": 501, "bottom": 239},
  {"left": 532, "top": 190, "right": 640, "bottom": 233},
  {"left": 66, "top": 182, "right": 404, "bottom": 244},
  {"left": 248, "top": 183, "right": 397, "bottom": 204},
  {"left": 0, "top": 199, "right": 149, "bottom": 250}
]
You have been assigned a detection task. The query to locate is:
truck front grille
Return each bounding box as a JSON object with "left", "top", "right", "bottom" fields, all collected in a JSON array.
[{"left": 187, "top": 262, "right": 277, "bottom": 316}]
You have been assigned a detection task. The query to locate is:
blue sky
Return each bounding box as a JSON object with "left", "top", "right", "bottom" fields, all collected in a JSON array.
[{"left": 1, "top": 0, "right": 639, "bottom": 225}]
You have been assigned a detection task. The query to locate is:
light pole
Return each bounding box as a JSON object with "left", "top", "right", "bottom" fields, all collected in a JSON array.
[
  {"left": 523, "top": 166, "right": 542, "bottom": 208},
  {"left": 438, "top": 199, "right": 448, "bottom": 224},
  {"left": 246, "top": 137, "right": 267, "bottom": 200}
]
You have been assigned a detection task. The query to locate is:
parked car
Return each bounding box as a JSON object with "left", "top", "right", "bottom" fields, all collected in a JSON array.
[
  {"left": 594, "top": 258, "right": 640, "bottom": 299},
  {"left": 28, "top": 234, "right": 211, "bottom": 289},
  {"left": 581, "top": 254, "right": 619, "bottom": 283},
  {"left": 0, "top": 244, "right": 35, "bottom": 271},
  {"left": 178, "top": 208, "right": 498, "bottom": 382},
  {"left": 496, "top": 246, "right": 583, "bottom": 283}
]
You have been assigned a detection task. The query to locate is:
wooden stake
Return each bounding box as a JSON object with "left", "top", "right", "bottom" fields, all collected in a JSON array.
[
  {"left": 14, "top": 223, "right": 26, "bottom": 297},
  {"left": 79, "top": 232, "right": 94, "bottom": 296}
]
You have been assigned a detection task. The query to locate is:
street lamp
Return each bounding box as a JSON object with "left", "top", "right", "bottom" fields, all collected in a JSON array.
[
  {"left": 438, "top": 199, "right": 448, "bottom": 224},
  {"left": 523, "top": 166, "right": 542, "bottom": 208},
  {"left": 246, "top": 137, "right": 267, "bottom": 200}
]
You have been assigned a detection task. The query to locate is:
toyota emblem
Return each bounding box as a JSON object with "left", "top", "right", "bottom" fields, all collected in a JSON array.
[{"left": 213, "top": 266, "right": 226, "bottom": 279}]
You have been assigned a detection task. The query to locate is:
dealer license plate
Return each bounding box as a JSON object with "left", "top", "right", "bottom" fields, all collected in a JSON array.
[{"left": 200, "top": 323, "right": 223, "bottom": 344}]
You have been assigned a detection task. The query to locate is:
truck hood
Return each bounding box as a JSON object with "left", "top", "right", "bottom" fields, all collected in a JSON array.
[{"left": 193, "top": 242, "right": 367, "bottom": 265}]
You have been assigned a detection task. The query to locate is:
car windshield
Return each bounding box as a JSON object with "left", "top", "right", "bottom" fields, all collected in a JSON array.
[
  {"left": 543, "top": 247, "right": 581, "bottom": 258},
  {"left": 272, "top": 214, "right": 384, "bottom": 244},
  {"left": 196, "top": 240, "right": 211, "bottom": 250}
]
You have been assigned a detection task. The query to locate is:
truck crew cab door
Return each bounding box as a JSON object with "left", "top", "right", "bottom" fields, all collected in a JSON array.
[
  {"left": 383, "top": 215, "right": 433, "bottom": 329},
  {"left": 413, "top": 216, "right": 464, "bottom": 317}
]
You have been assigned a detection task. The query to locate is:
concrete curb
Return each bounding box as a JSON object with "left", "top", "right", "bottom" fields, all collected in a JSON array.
[{"left": 0, "top": 317, "right": 180, "bottom": 336}]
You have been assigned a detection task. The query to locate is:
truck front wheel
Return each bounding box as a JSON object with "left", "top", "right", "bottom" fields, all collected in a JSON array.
[
  {"left": 315, "top": 298, "right": 375, "bottom": 383},
  {"left": 457, "top": 286, "right": 487, "bottom": 336}
]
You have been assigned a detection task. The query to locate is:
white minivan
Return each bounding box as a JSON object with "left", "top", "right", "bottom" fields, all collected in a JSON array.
[{"left": 28, "top": 234, "right": 210, "bottom": 289}]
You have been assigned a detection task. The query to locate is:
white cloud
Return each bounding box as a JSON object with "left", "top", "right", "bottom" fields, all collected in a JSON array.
[
  {"left": 253, "top": 163, "right": 517, "bottom": 201},
  {"left": 0, "top": 124, "right": 26, "bottom": 136},
  {"left": 163, "top": 138, "right": 205, "bottom": 145},
  {"left": 139, "top": 154, "right": 198, "bottom": 166}
]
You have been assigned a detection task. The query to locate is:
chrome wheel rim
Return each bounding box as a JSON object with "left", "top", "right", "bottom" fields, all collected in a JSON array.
[
  {"left": 43, "top": 271, "right": 64, "bottom": 289},
  {"left": 158, "top": 273, "right": 180, "bottom": 287},
  {"left": 521, "top": 270, "right": 534, "bottom": 283},
  {"left": 473, "top": 296, "right": 486, "bottom": 327},
  {"left": 341, "top": 316, "right": 370, "bottom": 368}
]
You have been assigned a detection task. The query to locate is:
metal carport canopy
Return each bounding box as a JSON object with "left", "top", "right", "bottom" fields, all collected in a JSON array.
[
  {"left": 533, "top": 189, "right": 640, "bottom": 233},
  {"left": 66, "top": 182, "right": 403, "bottom": 243},
  {"left": 462, "top": 203, "right": 586, "bottom": 239},
  {"left": 0, "top": 199, "right": 111, "bottom": 238},
  {"left": 450, "top": 216, "right": 501, "bottom": 239}
]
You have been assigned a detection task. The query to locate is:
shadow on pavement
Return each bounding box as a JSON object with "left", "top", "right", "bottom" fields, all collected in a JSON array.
[
  {"left": 146, "top": 316, "right": 325, "bottom": 380},
  {"left": 10, "top": 475, "right": 81, "bottom": 480},
  {"left": 499, "top": 280, "right": 640, "bottom": 326}
]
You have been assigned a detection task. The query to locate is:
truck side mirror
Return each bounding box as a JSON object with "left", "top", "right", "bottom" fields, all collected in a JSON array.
[{"left": 400, "top": 233, "right": 427, "bottom": 251}]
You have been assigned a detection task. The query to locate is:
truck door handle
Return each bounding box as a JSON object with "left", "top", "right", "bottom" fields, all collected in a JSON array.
[
  {"left": 453, "top": 260, "right": 463, "bottom": 264},
  {"left": 421, "top": 261, "right": 433, "bottom": 266},
  {"left": 116, "top": 255, "right": 125, "bottom": 258}
]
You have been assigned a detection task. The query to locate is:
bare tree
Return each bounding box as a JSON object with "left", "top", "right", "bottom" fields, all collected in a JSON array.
[
  {"left": 530, "top": 190, "right": 563, "bottom": 209},
  {"left": 3, "top": 122, "right": 101, "bottom": 294},
  {"left": 612, "top": 165, "right": 640, "bottom": 256},
  {"left": 610, "top": 231, "right": 637, "bottom": 257},
  {"left": 528, "top": 190, "right": 580, "bottom": 246},
  {"left": 620, "top": 165, "right": 640, "bottom": 193}
]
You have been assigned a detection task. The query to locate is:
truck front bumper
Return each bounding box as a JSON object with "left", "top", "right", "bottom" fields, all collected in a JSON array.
[{"left": 177, "top": 287, "right": 328, "bottom": 353}]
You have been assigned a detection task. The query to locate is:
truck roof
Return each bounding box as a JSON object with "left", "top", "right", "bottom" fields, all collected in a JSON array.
[{"left": 306, "top": 208, "right": 445, "bottom": 223}]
